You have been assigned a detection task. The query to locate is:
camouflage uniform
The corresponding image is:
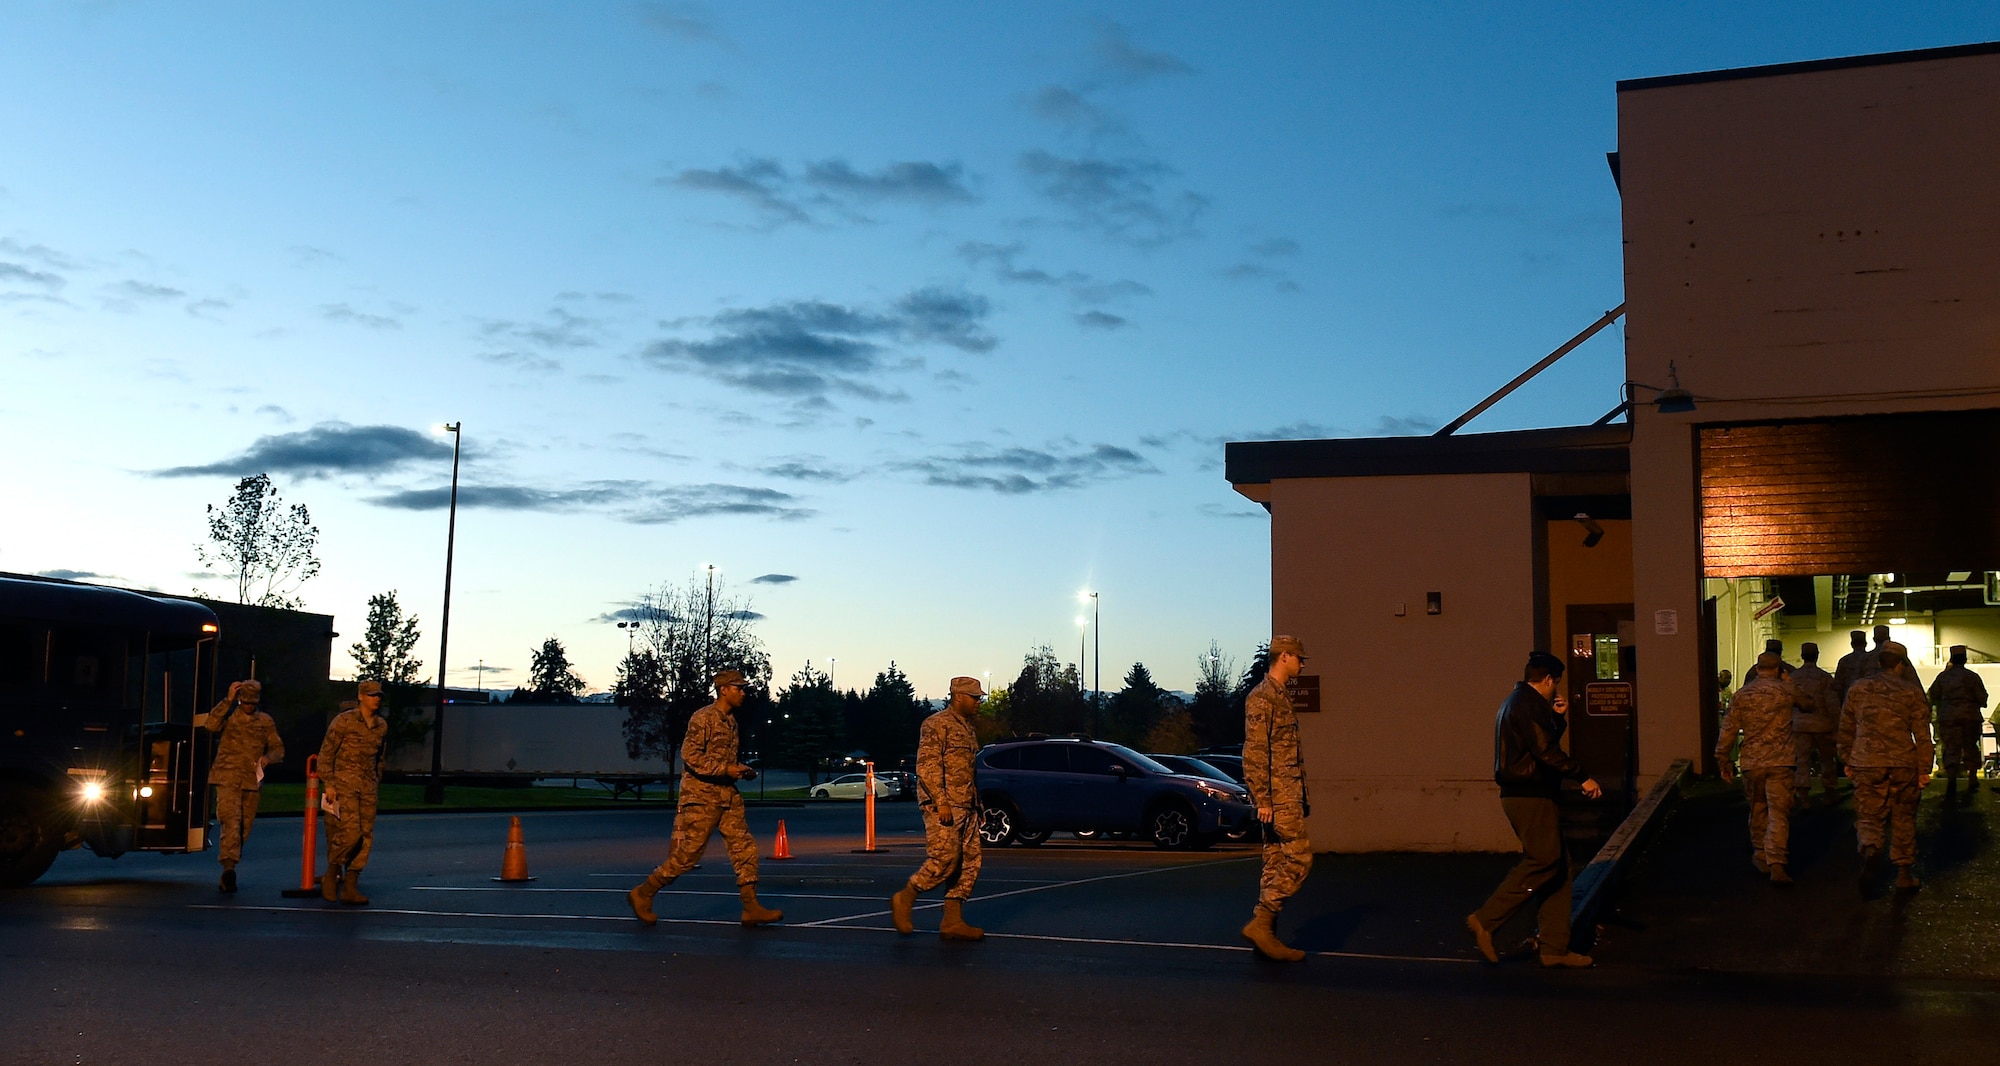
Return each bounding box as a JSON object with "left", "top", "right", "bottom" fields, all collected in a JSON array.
[
  {"left": 205, "top": 694, "right": 284, "bottom": 868},
  {"left": 1716, "top": 674, "right": 1797, "bottom": 867},
  {"left": 1789, "top": 662, "right": 1841, "bottom": 793},
  {"left": 908, "top": 705, "right": 982, "bottom": 900},
  {"left": 1245, "top": 674, "right": 1310, "bottom": 914},
  {"left": 318, "top": 705, "right": 388, "bottom": 874},
  {"left": 1832, "top": 645, "right": 1868, "bottom": 706},
  {"left": 1927, "top": 664, "right": 1989, "bottom": 776},
  {"left": 1839, "top": 674, "right": 1933, "bottom": 866},
  {"left": 647, "top": 701, "right": 760, "bottom": 886}
]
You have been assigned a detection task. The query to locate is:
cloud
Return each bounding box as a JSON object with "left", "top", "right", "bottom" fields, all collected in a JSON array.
[
  {"left": 636, "top": 2, "right": 728, "bottom": 45},
  {"left": 751, "top": 573, "right": 797, "bottom": 585},
  {"left": 321, "top": 303, "right": 403, "bottom": 330},
  {"left": 155, "top": 422, "right": 452, "bottom": 478},
  {"left": 0, "top": 262, "right": 64, "bottom": 288},
  {"left": 641, "top": 288, "right": 993, "bottom": 401},
  {"left": 0, "top": 238, "right": 82, "bottom": 271},
  {"left": 667, "top": 155, "right": 977, "bottom": 226},
  {"left": 475, "top": 307, "right": 602, "bottom": 371},
  {"left": 1029, "top": 86, "right": 1115, "bottom": 133},
  {"left": 34, "top": 569, "right": 107, "bottom": 580},
  {"left": 956, "top": 242, "right": 1150, "bottom": 306},
  {"left": 1090, "top": 23, "right": 1193, "bottom": 83},
  {"left": 289, "top": 245, "right": 341, "bottom": 266},
  {"left": 722, "top": 609, "right": 765, "bottom": 621},
  {"left": 111, "top": 280, "right": 184, "bottom": 301},
  {"left": 1198, "top": 501, "right": 1266, "bottom": 520},
  {"left": 592, "top": 605, "right": 651, "bottom": 624},
  {"left": 1223, "top": 262, "right": 1300, "bottom": 293},
  {"left": 186, "top": 297, "right": 231, "bottom": 319},
  {"left": 1018, "top": 150, "right": 1206, "bottom": 247},
  {"left": 898, "top": 440, "right": 1158, "bottom": 494},
  {"left": 1075, "top": 310, "right": 1127, "bottom": 330},
  {"left": 254, "top": 404, "right": 294, "bottom": 422},
  {"left": 759, "top": 459, "right": 850, "bottom": 482},
  {"left": 1251, "top": 238, "right": 1301, "bottom": 258},
  {"left": 368, "top": 480, "right": 813, "bottom": 524}
]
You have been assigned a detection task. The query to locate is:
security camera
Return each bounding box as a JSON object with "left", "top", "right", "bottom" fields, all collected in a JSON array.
[{"left": 1574, "top": 512, "right": 1604, "bottom": 549}]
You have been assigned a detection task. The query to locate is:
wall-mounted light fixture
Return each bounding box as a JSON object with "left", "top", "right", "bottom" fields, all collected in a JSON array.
[{"left": 1574, "top": 512, "right": 1605, "bottom": 549}]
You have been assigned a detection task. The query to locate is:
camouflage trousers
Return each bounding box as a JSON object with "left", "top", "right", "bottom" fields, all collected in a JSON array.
[
  {"left": 1474, "top": 797, "right": 1572, "bottom": 956},
  {"left": 1850, "top": 767, "right": 1920, "bottom": 866},
  {"left": 651, "top": 790, "right": 759, "bottom": 886},
  {"left": 1792, "top": 732, "right": 1840, "bottom": 791},
  {"left": 325, "top": 786, "right": 378, "bottom": 872},
  {"left": 1740, "top": 767, "right": 1794, "bottom": 866},
  {"left": 1937, "top": 718, "right": 1982, "bottom": 774},
  {"left": 214, "top": 787, "right": 262, "bottom": 867},
  {"left": 909, "top": 806, "right": 982, "bottom": 900},
  {"left": 1258, "top": 804, "right": 1313, "bottom": 914}
]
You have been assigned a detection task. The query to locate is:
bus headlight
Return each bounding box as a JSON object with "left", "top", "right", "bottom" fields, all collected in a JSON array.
[
  {"left": 138, "top": 786, "right": 154, "bottom": 799},
  {"left": 80, "top": 781, "right": 106, "bottom": 804}
]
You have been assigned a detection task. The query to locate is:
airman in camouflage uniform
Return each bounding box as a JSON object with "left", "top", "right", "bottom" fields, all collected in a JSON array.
[
  {"left": 1832, "top": 630, "right": 1869, "bottom": 706},
  {"left": 628, "top": 670, "right": 782, "bottom": 928},
  {"left": 891, "top": 676, "right": 986, "bottom": 941},
  {"left": 1789, "top": 643, "right": 1841, "bottom": 804},
  {"left": 1717, "top": 654, "right": 1798, "bottom": 884},
  {"left": 1242, "top": 634, "right": 1311, "bottom": 962},
  {"left": 318, "top": 681, "right": 388, "bottom": 905},
  {"left": 1838, "top": 641, "right": 1933, "bottom": 892},
  {"left": 204, "top": 679, "right": 284, "bottom": 893},
  {"left": 1928, "top": 645, "right": 1989, "bottom": 798}
]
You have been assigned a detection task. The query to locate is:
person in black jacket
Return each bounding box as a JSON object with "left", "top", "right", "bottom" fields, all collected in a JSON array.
[{"left": 1467, "top": 651, "right": 1602, "bottom": 968}]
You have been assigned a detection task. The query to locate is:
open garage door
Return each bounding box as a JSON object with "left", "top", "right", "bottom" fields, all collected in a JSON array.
[{"left": 1697, "top": 409, "right": 2000, "bottom": 578}]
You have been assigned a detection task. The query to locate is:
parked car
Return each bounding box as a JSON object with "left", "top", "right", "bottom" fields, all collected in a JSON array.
[
  {"left": 1194, "top": 753, "right": 1246, "bottom": 784},
  {"left": 1149, "top": 755, "right": 1258, "bottom": 841},
  {"left": 877, "top": 770, "right": 918, "bottom": 801},
  {"left": 976, "top": 737, "right": 1255, "bottom": 849},
  {"left": 810, "top": 772, "right": 902, "bottom": 800}
]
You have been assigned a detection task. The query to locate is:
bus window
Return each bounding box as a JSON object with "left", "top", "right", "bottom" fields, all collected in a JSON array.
[
  {"left": 49, "top": 629, "right": 126, "bottom": 702},
  {"left": 0, "top": 623, "right": 39, "bottom": 688}
]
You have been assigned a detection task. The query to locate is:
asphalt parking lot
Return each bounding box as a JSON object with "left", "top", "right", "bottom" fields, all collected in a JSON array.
[{"left": 6, "top": 797, "right": 1997, "bottom": 1064}]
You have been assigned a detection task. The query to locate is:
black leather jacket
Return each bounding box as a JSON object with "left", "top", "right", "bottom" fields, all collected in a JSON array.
[{"left": 1493, "top": 682, "right": 1588, "bottom": 799}]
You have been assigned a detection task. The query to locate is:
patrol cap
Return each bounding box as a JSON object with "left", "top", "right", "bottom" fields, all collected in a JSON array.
[
  {"left": 1764, "top": 638, "right": 1784, "bottom": 655},
  {"left": 1270, "top": 635, "right": 1308, "bottom": 660},
  {"left": 1755, "top": 652, "right": 1782, "bottom": 674},
  {"left": 1877, "top": 640, "right": 1909, "bottom": 667},
  {"left": 1800, "top": 641, "right": 1819, "bottom": 660},
  {"left": 357, "top": 680, "right": 383, "bottom": 697},
  {"left": 713, "top": 669, "right": 747, "bottom": 689},
  {"left": 236, "top": 679, "right": 263, "bottom": 698},
  {"left": 1850, "top": 630, "right": 1867, "bottom": 645},
  {"left": 1873, "top": 624, "right": 1891, "bottom": 641},
  {"left": 1951, "top": 644, "right": 1968, "bottom": 663},
  {"left": 950, "top": 676, "right": 985, "bottom": 700}
]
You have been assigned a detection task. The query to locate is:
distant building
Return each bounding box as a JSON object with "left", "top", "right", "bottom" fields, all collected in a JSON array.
[{"left": 1227, "top": 42, "right": 2000, "bottom": 851}]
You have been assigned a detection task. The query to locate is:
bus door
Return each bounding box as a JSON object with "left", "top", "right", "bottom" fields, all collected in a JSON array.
[{"left": 133, "top": 635, "right": 215, "bottom": 852}]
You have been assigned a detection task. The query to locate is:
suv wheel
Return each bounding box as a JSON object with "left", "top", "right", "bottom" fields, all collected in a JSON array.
[
  {"left": 1147, "top": 802, "right": 1197, "bottom": 850},
  {"left": 1014, "top": 827, "right": 1051, "bottom": 846},
  {"left": 979, "top": 804, "right": 1018, "bottom": 846}
]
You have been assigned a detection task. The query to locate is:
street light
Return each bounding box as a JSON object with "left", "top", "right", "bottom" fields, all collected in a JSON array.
[
  {"left": 425, "top": 420, "right": 462, "bottom": 805},
  {"left": 1079, "top": 589, "right": 1100, "bottom": 708},
  {"left": 1075, "top": 615, "right": 1088, "bottom": 699},
  {"left": 828, "top": 657, "right": 837, "bottom": 688}
]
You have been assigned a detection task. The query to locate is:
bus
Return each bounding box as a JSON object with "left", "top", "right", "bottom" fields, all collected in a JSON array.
[{"left": 1, "top": 573, "right": 219, "bottom": 887}]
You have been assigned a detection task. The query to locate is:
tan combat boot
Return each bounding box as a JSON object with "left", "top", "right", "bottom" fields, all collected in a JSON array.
[
  {"left": 627, "top": 872, "right": 670, "bottom": 925},
  {"left": 1768, "top": 862, "right": 1793, "bottom": 885},
  {"left": 890, "top": 884, "right": 918, "bottom": 935},
  {"left": 338, "top": 868, "right": 369, "bottom": 906},
  {"left": 939, "top": 899, "right": 984, "bottom": 941},
  {"left": 739, "top": 884, "right": 783, "bottom": 926},
  {"left": 1241, "top": 905, "right": 1304, "bottom": 962},
  {"left": 1894, "top": 866, "right": 1922, "bottom": 891},
  {"left": 321, "top": 865, "right": 341, "bottom": 903}
]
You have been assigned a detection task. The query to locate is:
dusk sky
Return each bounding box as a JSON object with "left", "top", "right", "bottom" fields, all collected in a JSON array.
[{"left": 4, "top": 3, "right": 1993, "bottom": 698}]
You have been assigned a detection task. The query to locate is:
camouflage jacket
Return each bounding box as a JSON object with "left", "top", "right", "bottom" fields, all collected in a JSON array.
[
  {"left": 915, "top": 707, "right": 979, "bottom": 813},
  {"left": 1838, "top": 675, "right": 1935, "bottom": 770},
  {"left": 205, "top": 698, "right": 284, "bottom": 789},
  {"left": 1928, "top": 665, "right": 1989, "bottom": 724},
  {"left": 1788, "top": 663, "right": 1839, "bottom": 734},
  {"left": 679, "top": 702, "right": 741, "bottom": 801},
  {"left": 317, "top": 708, "right": 387, "bottom": 789},
  {"left": 1717, "top": 675, "right": 1797, "bottom": 769},
  {"left": 1244, "top": 675, "right": 1305, "bottom": 812},
  {"left": 1832, "top": 649, "right": 1868, "bottom": 703}
]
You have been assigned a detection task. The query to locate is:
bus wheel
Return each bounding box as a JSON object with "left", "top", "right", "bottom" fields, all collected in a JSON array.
[{"left": 0, "top": 784, "right": 62, "bottom": 888}]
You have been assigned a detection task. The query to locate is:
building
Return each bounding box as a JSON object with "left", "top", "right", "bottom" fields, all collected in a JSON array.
[{"left": 1226, "top": 41, "right": 2000, "bottom": 851}]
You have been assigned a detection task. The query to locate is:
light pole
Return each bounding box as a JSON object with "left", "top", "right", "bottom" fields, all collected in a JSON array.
[
  {"left": 425, "top": 421, "right": 462, "bottom": 805},
  {"left": 474, "top": 659, "right": 485, "bottom": 697},
  {"left": 1075, "top": 615, "right": 1088, "bottom": 699},
  {"left": 829, "top": 657, "right": 837, "bottom": 689}
]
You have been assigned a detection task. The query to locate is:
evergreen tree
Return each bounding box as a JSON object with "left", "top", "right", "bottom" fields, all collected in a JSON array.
[
  {"left": 770, "top": 662, "right": 845, "bottom": 783},
  {"left": 1106, "top": 662, "right": 1167, "bottom": 747},
  {"left": 526, "top": 637, "right": 586, "bottom": 703},
  {"left": 1007, "top": 644, "right": 1088, "bottom": 736},
  {"left": 853, "top": 662, "right": 928, "bottom": 766}
]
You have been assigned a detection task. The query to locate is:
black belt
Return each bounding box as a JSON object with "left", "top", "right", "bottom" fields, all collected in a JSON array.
[{"left": 687, "top": 771, "right": 737, "bottom": 787}]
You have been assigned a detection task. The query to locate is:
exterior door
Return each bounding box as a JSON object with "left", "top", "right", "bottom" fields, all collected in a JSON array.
[{"left": 1565, "top": 604, "right": 1638, "bottom": 807}]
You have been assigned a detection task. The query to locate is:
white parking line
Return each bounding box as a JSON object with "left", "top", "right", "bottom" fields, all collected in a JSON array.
[
  {"left": 186, "top": 903, "right": 1473, "bottom": 964},
  {"left": 411, "top": 886, "right": 888, "bottom": 902},
  {"left": 795, "top": 855, "right": 1256, "bottom": 928}
]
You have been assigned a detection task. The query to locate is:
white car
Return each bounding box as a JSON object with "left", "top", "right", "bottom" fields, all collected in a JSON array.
[{"left": 810, "top": 773, "right": 901, "bottom": 800}]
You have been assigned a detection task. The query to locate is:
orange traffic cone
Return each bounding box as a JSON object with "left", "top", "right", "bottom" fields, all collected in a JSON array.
[
  {"left": 771, "top": 819, "right": 794, "bottom": 860},
  {"left": 494, "top": 816, "right": 536, "bottom": 882}
]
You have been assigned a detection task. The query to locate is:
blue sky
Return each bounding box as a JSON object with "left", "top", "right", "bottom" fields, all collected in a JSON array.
[{"left": 3, "top": 3, "right": 1994, "bottom": 698}]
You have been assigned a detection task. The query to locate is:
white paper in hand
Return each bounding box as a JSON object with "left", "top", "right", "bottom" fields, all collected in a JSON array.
[{"left": 320, "top": 790, "right": 339, "bottom": 819}]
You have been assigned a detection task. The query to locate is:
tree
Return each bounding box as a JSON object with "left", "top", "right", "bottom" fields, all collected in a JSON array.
[
  {"left": 1105, "top": 662, "right": 1168, "bottom": 747},
  {"left": 526, "top": 637, "right": 586, "bottom": 703},
  {"left": 1189, "top": 640, "right": 1241, "bottom": 748},
  {"left": 348, "top": 591, "right": 424, "bottom": 685},
  {"left": 1227, "top": 641, "right": 1274, "bottom": 740},
  {"left": 1007, "top": 644, "right": 1088, "bottom": 736},
  {"left": 197, "top": 473, "right": 321, "bottom": 608},
  {"left": 767, "top": 661, "right": 844, "bottom": 783},
  {"left": 851, "top": 662, "right": 929, "bottom": 767},
  {"left": 613, "top": 647, "right": 668, "bottom": 740},
  {"left": 620, "top": 570, "right": 771, "bottom": 769},
  {"left": 1142, "top": 706, "right": 1199, "bottom": 755}
]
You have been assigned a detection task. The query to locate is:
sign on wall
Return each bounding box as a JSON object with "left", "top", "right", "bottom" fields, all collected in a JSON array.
[{"left": 1285, "top": 674, "right": 1321, "bottom": 713}]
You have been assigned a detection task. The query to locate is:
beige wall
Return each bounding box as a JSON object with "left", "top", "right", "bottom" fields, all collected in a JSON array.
[
  {"left": 1620, "top": 50, "right": 2000, "bottom": 779},
  {"left": 1269, "top": 472, "right": 1536, "bottom": 851},
  {"left": 1546, "top": 517, "right": 1634, "bottom": 651}
]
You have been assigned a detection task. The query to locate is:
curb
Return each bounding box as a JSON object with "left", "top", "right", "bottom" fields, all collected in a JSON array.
[
  {"left": 255, "top": 800, "right": 810, "bottom": 818},
  {"left": 1571, "top": 757, "right": 1691, "bottom": 950}
]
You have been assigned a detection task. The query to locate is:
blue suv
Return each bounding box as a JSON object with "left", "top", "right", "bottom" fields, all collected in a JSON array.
[{"left": 975, "top": 737, "right": 1255, "bottom": 849}]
